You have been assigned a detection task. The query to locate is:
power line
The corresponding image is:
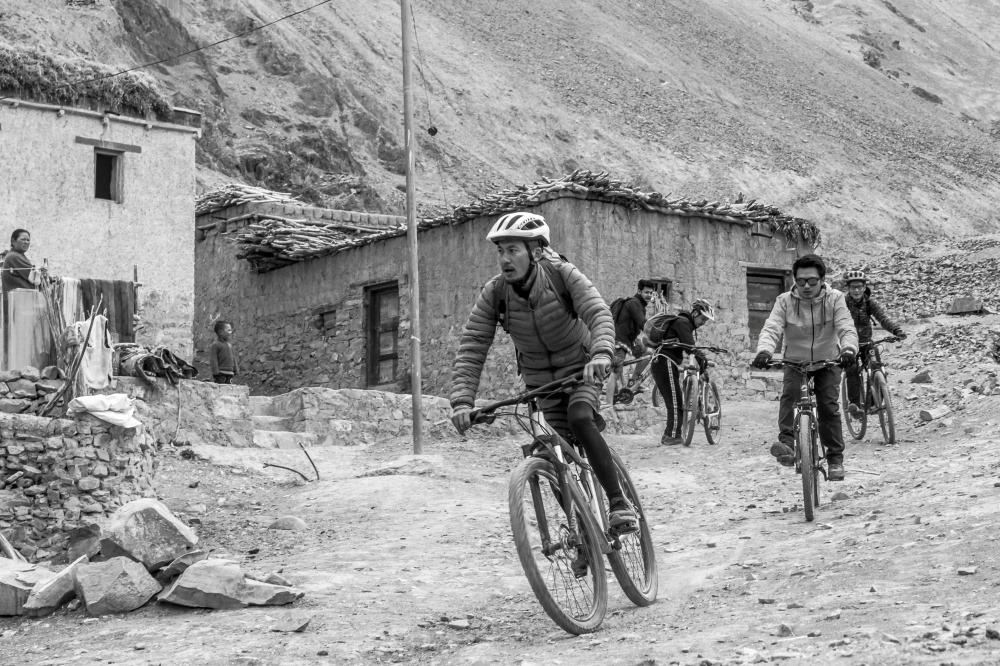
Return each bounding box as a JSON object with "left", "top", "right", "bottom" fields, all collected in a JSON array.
[{"left": 23, "top": 0, "right": 336, "bottom": 94}]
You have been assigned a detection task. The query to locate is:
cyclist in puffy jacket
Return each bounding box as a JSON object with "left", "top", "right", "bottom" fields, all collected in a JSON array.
[
  {"left": 843, "top": 270, "right": 906, "bottom": 418},
  {"left": 450, "top": 212, "right": 637, "bottom": 533},
  {"left": 751, "top": 254, "right": 858, "bottom": 481}
]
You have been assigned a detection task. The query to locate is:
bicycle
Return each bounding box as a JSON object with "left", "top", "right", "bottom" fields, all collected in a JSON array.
[
  {"left": 841, "top": 336, "right": 900, "bottom": 444},
  {"left": 761, "top": 358, "right": 839, "bottom": 522},
  {"left": 467, "top": 373, "right": 658, "bottom": 634},
  {"left": 658, "top": 342, "right": 729, "bottom": 446},
  {"left": 606, "top": 351, "right": 660, "bottom": 407}
]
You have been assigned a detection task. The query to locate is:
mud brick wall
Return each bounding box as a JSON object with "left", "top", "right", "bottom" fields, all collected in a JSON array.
[
  {"left": 0, "top": 413, "right": 157, "bottom": 562},
  {"left": 196, "top": 197, "right": 807, "bottom": 399}
]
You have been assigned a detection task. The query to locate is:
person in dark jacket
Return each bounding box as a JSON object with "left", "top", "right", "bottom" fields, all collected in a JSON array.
[
  {"left": 2, "top": 229, "right": 38, "bottom": 294},
  {"left": 450, "top": 212, "right": 637, "bottom": 535},
  {"left": 843, "top": 270, "right": 906, "bottom": 418},
  {"left": 209, "top": 320, "right": 239, "bottom": 384},
  {"left": 612, "top": 279, "right": 655, "bottom": 389},
  {"left": 646, "top": 299, "right": 715, "bottom": 445}
]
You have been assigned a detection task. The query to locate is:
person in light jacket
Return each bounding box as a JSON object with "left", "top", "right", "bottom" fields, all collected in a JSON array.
[{"left": 751, "top": 254, "right": 858, "bottom": 481}]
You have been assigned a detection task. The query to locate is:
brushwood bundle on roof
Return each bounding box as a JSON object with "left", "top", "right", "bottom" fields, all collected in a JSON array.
[
  {"left": 196, "top": 184, "right": 305, "bottom": 217},
  {"left": 230, "top": 169, "right": 821, "bottom": 272},
  {"left": 0, "top": 42, "right": 171, "bottom": 119}
]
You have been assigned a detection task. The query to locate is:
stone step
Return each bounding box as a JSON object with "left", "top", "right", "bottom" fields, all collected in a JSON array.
[
  {"left": 251, "top": 430, "right": 319, "bottom": 449},
  {"left": 251, "top": 415, "right": 294, "bottom": 432},
  {"left": 249, "top": 395, "right": 276, "bottom": 417}
]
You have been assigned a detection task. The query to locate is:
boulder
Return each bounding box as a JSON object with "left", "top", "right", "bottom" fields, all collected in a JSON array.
[
  {"left": 75, "top": 557, "right": 161, "bottom": 615},
  {"left": 910, "top": 370, "right": 932, "bottom": 384},
  {"left": 7, "top": 379, "right": 37, "bottom": 399},
  {"left": 35, "top": 379, "right": 65, "bottom": 394},
  {"left": 40, "top": 366, "right": 61, "bottom": 380},
  {"left": 19, "top": 366, "right": 41, "bottom": 382},
  {"left": 0, "top": 370, "right": 21, "bottom": 383},
  {"left": 65, "top": 524, "right": 103, "bottom": 562},
  {"left": 0, "top": 399, "right": 29, "bottom": 414},
  {"left": 159, "top": 559, "right": 304, "bottom": 609},
  {"left": 947, "top": 296, "right": 984, "bottom": 315},
  {"left": 23, "top": 556, "right": 87, "bottom": 616},
  {"left": 0, "top": 559, "right": 55, "bottom": 616},
  {"left": 268, "top": 516, "right": 308, "bottom": 531},
  {"left": 100, "top": 498, "right": 198, "bottom": 571},
  {"left": 157, "top": 549, "right": 209, "bottom": 581}
]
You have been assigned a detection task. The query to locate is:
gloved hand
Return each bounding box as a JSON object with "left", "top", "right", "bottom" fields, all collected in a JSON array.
[
  {"left": 894, "top": 330, "right": 907, "bottom": 340},
  {"left": 751, "top": 351, "right": 772, "bottom": 369},
  {"left": 839, "top": 350, "right": 856, "bottom": 368},
  {"left": 451, "top": 407, "right": 473, "bottom": 434}
]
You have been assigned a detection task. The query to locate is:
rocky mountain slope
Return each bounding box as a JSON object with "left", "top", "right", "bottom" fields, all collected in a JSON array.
[{"left": 2, "top": 0, "right": 999, "bottom": 253}]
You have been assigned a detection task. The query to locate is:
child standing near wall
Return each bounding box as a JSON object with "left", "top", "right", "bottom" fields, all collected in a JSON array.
[{"left": 210, "top": 320, "right": 239, "bottom": 384}]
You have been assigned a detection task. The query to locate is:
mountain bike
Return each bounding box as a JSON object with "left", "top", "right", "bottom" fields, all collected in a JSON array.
[
  {"left": 841, "top": 336, "right": 899, "bottom": 444},
  {"left": 467, "top": 374, "right": 658, "bottom": 634},
  {"left": 659, "top": 342, "right": 729, "bottom": 446},
  {"left": 608, "top": 352, "right": 660, "bottom": 407},
  {"left": 761, "top": 358, "right": 839, "bottom": 522}
]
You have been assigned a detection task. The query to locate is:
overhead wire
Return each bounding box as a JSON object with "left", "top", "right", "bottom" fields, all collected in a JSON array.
[{"left": 408, "top": 2, "right": 452, "bottom": 212}]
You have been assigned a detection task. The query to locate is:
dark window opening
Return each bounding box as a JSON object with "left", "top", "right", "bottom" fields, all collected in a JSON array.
[
  {"left": 95, "top": 150, "right": 121, "bottom": 201},
  {"left": 366, "top": 284, "right": 400, "bottom": 387},
  {"left": 319, "top": 309, "right": 336, "bottom": 336},
  {"left": 746, "top": 270, "right": 788, "bottom": 343}
]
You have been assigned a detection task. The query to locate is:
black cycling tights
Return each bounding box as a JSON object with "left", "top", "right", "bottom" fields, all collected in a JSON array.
[{"left": 566, "top": 401, "right": 625, "bottom": 503}]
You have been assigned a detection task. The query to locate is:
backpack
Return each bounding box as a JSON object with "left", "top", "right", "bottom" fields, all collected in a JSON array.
[
  {"left": 643, "top": 312, "right": 680, "bottom": 345},
  {"left": 609, "top": 297, "right": 628, "bottom": 328},
  {"left": 493, "top": 259, "right": 576, "bottom": 333}
]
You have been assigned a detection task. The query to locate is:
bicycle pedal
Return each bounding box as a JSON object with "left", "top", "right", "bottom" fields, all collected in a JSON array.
[{"left": 610, "top": 520, "right": 639, "bottom": 537}]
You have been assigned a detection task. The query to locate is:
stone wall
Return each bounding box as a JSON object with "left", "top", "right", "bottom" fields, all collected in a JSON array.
[
  {"left": 195, "top": 196, "right": 808, "bottom": 399},
  {"left": 0, "top": 100, "right": 199, "bottom": 357},
  {"left": 0, "top": 413, "right": 157, "bottom": 562},
  {"left": 95, "top": 378, "right": 253, "bottom": 448}
]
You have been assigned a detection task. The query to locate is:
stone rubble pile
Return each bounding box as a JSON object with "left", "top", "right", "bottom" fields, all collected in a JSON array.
[
  {"left": 0, "top": 498, "right": 303, "bottom": 616},
  {"left": 837, "top": 238, "right": 1000, "bottom": 319},
  {"left": 0, "top": 366, "right": 69, "bottom": 416}
]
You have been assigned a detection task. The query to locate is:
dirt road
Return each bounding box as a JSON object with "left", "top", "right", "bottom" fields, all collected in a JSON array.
[{"left": 4, "top": 394, "right": 1000, "bottom": 665}]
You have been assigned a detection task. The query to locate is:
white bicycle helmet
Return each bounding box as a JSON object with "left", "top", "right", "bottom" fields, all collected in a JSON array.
[
  {"left": 486, "top": 212, "right": 550, "bottom": 246},
  {"left": 692, "top": 298, "right": 715, "bottom": 321},
  {"left": 844, "top": 270, "right": 867, "bottom": 284}
]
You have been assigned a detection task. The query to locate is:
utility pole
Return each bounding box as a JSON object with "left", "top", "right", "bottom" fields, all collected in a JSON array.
[{"left": 400, "top": 0, "right": 423, "bottom": 454}]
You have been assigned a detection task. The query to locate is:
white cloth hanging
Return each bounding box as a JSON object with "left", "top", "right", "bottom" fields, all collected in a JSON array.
[
  {"left": 67, "top": 394, "right": 141, "bottom": 429},
  {"left": 59, "top": 277, "right": 83, "bottom": 328},
  {"left": 75, "top": 314, "right": 113, "bottom": 389}
]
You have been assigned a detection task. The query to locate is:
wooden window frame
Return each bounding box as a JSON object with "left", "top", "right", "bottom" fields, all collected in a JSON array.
[
  {"left": 745, "top": 268, "right": 790, "bottom": 343},
  {"left": 365, "top": 282, "right": 400, "bottom": 387},
  {"left": 94, "top": 148, "right": 124, "bottom": 203}
]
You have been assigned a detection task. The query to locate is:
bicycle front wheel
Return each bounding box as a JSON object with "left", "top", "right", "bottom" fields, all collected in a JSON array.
[
  {"left": 873, "top": 372, "right": 896, "bottom": 444},
  {"left": 702, "top": 380, "right": 723, "bottom": 445},
  {"left": 681, "top": 374, "right": 699, "bottom": 446},
  {"left": 841, "top": 372, "right": 866, "bottom": 440},
  {"left": 606, "top": 449, "right": 658, "bottom": 606},
  {"left": 797, "top": 413, "right": 816, "bottom": 522},
  {"left": 508, "top": 457, "right": 607, "bottom": 635}
]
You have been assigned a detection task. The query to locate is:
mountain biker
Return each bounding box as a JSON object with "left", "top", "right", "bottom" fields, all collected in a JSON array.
[
  {"left": 843, "top": 270, "right": 906, "bottom": 418},
  {"left": 449, "top": 211, "right": 637, "bottom": 533},
  {"left": 645, "top": 299, "right": 715, "bottom": 446},
  {"left": 751, "top": 254, "right": 858, "bottom": 481},
  {"left": 612, "top": 279, "right": 656, "bottom": 391}
]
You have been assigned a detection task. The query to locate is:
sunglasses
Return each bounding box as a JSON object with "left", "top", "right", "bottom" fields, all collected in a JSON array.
[{"left": 795, "top": 277, "right": 821, "bottom": 287}]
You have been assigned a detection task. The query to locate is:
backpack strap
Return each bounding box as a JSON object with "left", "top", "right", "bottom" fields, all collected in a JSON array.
[
  {"left": 537, "top": 259, "right": 577, "bottom": 320},
  {"left": 492, "top": 277, "right": 510, "bottom": 333}
]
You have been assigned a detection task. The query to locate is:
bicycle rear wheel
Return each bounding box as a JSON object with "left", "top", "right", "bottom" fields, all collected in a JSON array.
[
  {"left": 873, "top": 372, "right": 896, "bottom": 444},
  {"left": 681, "top": 374, "right": 699, "bottom": 446},
  {"left": 605, "top": 449, "right": 658, "bottom": 606},
  {"left": 702, "top": 380, "right": 723, "bottom": 445},
  {"left": 508, "top": 457, "right": 607, "bottom": 635},
  {"left": 841, "top": 372, "right": 866, "bottom": 440},
  {"left": 651, "top": 385, "right": 660, "bottom": 408},
  {"left": 797, "top": 413, "right": 816, "bottom": 522}
]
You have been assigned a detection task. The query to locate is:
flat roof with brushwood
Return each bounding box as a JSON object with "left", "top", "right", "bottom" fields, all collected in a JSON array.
[{"left": 221, "top": 170, "right": 820, "bottom": 272}]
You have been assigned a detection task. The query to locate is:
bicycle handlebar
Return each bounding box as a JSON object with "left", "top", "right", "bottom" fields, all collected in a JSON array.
[
  {"left": 862, "top": 336, "right": 900, "bottom": 347},
  {"left": 762, "top": 359, "right": 841, "bottom": 371},
  {"left": 659, "top": 342, "right": 730, "bottom": 355},
  {"left": 468, "top": 371, "right": 585, "bottom": 424}
]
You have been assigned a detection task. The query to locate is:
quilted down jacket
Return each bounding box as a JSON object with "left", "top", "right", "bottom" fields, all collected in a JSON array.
[
  {"left": 450, "top": 258, "right": 615, "bottom": 409},
  {"left": 846, "top": 286, "right": 901, "bottom": 343},
  {"left": 756, "top": 283, "right": 859, "bottom": 363}
]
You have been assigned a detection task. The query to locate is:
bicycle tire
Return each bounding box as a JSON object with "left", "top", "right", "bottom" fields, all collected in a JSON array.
[
  {"left": 702, "top": 380, "right": 723, "bottom": 445},
  {"left": 508, "top": 457, "right": 607, "bottom": 635},
  {"left": 605, "top": 449, "right": 658, "bottom": 607},
  {"left": 651, "top": 385, "right": 660, "bottom": 408},
  {"left": 681, "top": 374, "right": 698, "bottom": 446},
  {"left": 841, "top": 372, "right": 866, "bottom": 440},
  {"left": 798, "top": 413, "right": 816, "bottom": 522},
  {"left": 873, "top": 372, "right": 896, "bottom": 444}
]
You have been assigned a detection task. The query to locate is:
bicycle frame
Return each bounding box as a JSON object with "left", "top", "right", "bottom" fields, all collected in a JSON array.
[{"left": 790, "top": 369, "right": 823, "bottom": 475}]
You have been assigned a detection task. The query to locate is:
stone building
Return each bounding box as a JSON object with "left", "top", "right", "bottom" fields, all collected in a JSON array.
[
  {"left": 195, "top": 171, "right": 820, "bottom": 398},
  {"left": 0, "top": 92, "right": 201, "bottom": 356}
]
